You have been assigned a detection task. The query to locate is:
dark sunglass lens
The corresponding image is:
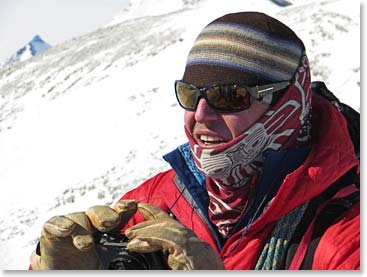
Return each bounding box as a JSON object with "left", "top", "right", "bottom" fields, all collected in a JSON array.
[
  {"left": 206, "top": 85, "right": 251, "bottom": 111},
  {"left": 206, "top": 86, "right": 229, "bottom": 109},
  {"left": 176, "top": 82, "right": 198, "bottom": 109},
  {"left": 231, "top": 87, "right": 251, "bottom": 109}
]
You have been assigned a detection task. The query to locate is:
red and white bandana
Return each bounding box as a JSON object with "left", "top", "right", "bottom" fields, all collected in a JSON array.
[{"left": 185, "top": 56, "right": 312, "bottom": 238}]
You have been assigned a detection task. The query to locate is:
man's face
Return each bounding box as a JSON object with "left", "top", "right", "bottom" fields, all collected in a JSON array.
[{"left": 184, "top": 98, "right": 269, "bottom": 149}]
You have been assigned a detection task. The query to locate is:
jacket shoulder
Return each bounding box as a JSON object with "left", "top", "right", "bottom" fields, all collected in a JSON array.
[{"left": 120, "top": 169, "right": 175, "bottom": 206}]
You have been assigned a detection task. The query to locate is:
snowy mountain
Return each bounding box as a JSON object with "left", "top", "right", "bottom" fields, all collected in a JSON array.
[
  {"left": 0, "top": 0, "right": 360, "bottom": 269},
  {"left": 1, "top": 35, "right": 51, "bottom": 68},
  {"left": 270, "top": 0, "right": 292, "bottom": 7}
]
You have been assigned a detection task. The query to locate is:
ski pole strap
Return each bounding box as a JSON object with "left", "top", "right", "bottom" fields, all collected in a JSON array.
[{"left": 288, "top": 184, "right": 359, "bottom": 270}]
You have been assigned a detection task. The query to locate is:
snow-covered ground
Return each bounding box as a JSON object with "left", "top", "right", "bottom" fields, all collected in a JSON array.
[{"left": 0, "top": 0, "right": 360, "bottom": 270}]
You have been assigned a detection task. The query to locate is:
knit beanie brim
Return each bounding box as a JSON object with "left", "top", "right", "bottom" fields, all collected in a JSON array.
[{"left": 182, "top": 12, "right": 305, "bottom": 87}]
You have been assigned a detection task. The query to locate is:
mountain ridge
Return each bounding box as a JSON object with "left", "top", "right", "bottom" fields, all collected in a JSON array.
[{"left": 1, "top": 35, "right": 51, "bottom": 68}]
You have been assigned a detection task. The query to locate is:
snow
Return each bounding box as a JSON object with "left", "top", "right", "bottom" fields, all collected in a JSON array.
[{"left": 0, "top": 0, "right": 360, "bottom": 270}]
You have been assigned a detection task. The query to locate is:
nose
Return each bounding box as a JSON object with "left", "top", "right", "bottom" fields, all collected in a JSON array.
[{"left": 194, "top": 98, "right": 219, "bottom": 123}]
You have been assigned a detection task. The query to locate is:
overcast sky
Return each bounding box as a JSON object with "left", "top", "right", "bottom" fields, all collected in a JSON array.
[{"left": 0, "top": 0, "right": 129, "bottom": 61}]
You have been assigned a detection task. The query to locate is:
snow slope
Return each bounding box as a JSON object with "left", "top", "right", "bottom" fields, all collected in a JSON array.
[{"left": 0, "top": 0, "right": 360, "bottom": 269}]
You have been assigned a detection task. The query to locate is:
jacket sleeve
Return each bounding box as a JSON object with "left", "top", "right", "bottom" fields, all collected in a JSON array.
[
  {"left": 118, "top": 169, "right": 175, "bottom": 229},
  {"left": 312, "top": 201, "right": 360, "bottom": 270}
]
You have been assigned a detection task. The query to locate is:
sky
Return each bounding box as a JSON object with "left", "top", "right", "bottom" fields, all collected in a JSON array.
[{"left": 0, "top": 0, "right": 129, "bottom": 61}]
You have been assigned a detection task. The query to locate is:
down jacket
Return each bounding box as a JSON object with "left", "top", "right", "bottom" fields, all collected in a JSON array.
[{"left": 120, "top": 94, "right": 360, "bottom": 270}]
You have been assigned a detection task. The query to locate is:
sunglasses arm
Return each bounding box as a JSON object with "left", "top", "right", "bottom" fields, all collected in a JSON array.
[{"left": 249, "top": 81, "right": 290, "bottom": 100}]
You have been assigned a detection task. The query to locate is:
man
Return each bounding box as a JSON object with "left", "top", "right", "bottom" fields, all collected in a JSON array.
[{"left": 30, "top": 12, "right": 360, "bottom": 270}]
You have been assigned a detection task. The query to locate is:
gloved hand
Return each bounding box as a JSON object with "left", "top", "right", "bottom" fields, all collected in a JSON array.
[
  {"left": 30, "top": 199, "right": 138, "bottom": 270},
  {"left": 125, "top": 202, "right": 225, "bottom": 270}
]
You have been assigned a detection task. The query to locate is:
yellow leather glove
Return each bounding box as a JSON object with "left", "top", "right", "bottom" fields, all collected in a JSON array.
[
  {"left": 125, "top": 202, "right": 225, "bottom": 270},
  {"left": 30, "top": 200, "right": 138, "bottom": 270}
]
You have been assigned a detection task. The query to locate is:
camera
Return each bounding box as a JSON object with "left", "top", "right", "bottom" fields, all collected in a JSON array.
[{"left": 94, "top": 232, "right": 168, "bottom": 270}]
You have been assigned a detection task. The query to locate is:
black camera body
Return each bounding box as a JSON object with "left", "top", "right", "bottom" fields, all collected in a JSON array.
[{"left": 94, "top": 233, "right": 168, "bottom": 270}]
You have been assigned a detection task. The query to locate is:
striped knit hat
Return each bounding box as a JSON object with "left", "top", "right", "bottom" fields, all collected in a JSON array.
[{"left": 182, "top": 12, "right": 305, "bottom": 87}]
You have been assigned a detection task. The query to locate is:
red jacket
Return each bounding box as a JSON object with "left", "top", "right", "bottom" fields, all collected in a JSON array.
[{"left": 120, "top": 95, "right": 359, "bottom": 270}]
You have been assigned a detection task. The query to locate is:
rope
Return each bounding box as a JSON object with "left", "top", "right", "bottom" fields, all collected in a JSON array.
[{"left": 255, "top": 200, "right": 309, "bottom": 270}]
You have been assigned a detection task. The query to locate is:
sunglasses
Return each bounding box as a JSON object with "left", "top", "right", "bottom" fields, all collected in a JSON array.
[{"left": 174, "top": 80, "right": 290, "bottom": 113}]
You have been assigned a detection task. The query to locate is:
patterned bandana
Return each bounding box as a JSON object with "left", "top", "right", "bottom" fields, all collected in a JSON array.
[{"left": 185, "top": 56, "right": 312, "bottom": 237}]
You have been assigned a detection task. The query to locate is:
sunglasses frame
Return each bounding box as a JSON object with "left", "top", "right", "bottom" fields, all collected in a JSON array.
[{"left": 174, "top": 80, "right": 291, "bottom": 113}]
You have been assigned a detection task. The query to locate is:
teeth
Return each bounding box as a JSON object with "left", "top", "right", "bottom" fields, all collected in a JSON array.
[{"left": 200, "top": 135, "right": 223, "bottom": 143}]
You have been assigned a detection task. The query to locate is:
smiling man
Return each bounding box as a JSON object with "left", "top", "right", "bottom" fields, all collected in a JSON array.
[{"left": 31, "top": 12, "right": 359, "bottom": 270}]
